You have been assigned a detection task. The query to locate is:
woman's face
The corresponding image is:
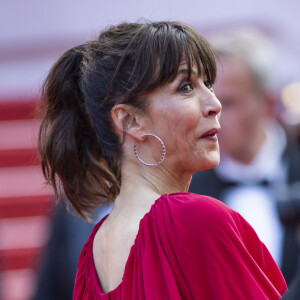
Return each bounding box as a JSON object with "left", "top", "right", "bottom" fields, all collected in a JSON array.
[{"left": 142, "top": 62, "right": 222, "bottom": 174}]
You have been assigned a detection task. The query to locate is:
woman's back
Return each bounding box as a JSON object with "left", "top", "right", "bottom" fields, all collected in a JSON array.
[
  {"left": 93, "top": 188, "right": 164, "bottom": 293},
  {"left": 93, "top": 209, "right": 143, "bottom": 293}
]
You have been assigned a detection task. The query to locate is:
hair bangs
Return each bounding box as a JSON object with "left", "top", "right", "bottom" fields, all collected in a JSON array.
[
  {"left": 126, "top": 22, "right": 217, "bottom": 98},
  {"left": 107, "top": 22, "right": 216, "bottom": 109},
  {"left": 180, "top": 24, "right": 217, "bottom": 85}
]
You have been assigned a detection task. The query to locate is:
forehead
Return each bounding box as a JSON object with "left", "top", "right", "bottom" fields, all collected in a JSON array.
[{"left": 216, "top": 56, "right": 256, "bottom": 87}]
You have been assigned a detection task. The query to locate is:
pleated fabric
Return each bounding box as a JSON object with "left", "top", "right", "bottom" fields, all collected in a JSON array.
[{"left": 73, "top": 193, "right": 287, "bottom": 299}]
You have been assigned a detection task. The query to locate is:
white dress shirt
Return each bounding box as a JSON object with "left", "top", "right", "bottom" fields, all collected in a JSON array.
[{"left": 216, "top": 121, "right": 287, "bottom": 266}]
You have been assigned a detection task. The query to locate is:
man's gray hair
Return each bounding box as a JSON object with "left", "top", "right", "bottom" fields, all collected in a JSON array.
[{"left": 209, "top": 27, "right": 277, "bottom": 92}]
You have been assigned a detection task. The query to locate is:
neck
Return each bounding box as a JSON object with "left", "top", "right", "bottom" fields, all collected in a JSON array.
[{"left": 114, "top": 160, "right": 192, "bottom": 212}]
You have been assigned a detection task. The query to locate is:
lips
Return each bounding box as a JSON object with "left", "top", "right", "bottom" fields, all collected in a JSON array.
[{"left": 200, "top": 128, "right": 220, "bottom": 138}]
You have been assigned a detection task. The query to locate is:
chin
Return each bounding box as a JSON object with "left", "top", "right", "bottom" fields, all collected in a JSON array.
[
  {"left": 205, "top": 148, "right": 220, "bottom": 166},
  {"left": 192, "top": 156, "right": 220, "bottom": 173},
  {"left": 205, "top": 159, "right": 220, "bottom": 170},
  {"left": 189, "top": 148, "right": 220, "bottom": 172}
]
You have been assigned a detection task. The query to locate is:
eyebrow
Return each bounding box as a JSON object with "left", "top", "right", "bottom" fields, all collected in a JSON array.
[{"left": 177, "top": 68, "right": 200, "bottom": 78}]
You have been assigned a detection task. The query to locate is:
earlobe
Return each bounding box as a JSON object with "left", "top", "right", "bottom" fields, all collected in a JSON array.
[{"left": 111, "top": 104, "right": 144, "bottom": 141}]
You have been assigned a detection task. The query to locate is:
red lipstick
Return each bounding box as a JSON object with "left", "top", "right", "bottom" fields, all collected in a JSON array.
[{"left": 200, "top": 128, "right": 220, "bottom": 141}]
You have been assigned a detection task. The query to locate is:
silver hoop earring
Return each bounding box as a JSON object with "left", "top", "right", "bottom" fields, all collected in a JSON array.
[{"left": 134, "top": 134, "right": 166, "bottom": 167}]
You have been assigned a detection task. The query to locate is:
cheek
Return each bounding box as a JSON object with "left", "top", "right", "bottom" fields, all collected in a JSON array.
[
  {"left": 160, "top": 113, "right": 199, "bottom": 159},
  {"left": 160, "top": 106, "right": 199, "bottom": 134},
  {"left": 148, "top": 98, "right": 202, "bottom": 155},
  {"left": 168, "top": 114, "right": 196, "bottom": 146},
  {"left": 176, "top": 103, "right": 201, "bottom": 127}
]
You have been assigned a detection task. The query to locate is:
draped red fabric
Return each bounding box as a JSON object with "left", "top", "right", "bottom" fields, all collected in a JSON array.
[{"left": 73, "top": 193, "right": 287, "bottom": 299}]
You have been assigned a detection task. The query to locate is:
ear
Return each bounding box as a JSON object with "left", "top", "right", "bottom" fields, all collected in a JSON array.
[{"left": 111, "top": 104, "right": 145, "bottom": 141}]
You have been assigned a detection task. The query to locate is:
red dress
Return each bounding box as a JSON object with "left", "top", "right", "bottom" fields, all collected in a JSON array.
[{"left": 73, "top": 193, "right": 287, "bottom": 299}]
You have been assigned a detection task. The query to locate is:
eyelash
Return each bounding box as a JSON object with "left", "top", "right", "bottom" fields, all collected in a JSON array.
[
  {"left": 178, "top": 80, "right": 214, "bottom": 94},
  {"left": 204, "top": 80, "right": 214, "bottom": 92},
  {"left": 178, "top": 81, "right": 193, "bottom": 93}
]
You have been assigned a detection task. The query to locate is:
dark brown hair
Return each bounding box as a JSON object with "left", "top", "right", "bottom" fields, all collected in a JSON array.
[{"left": 38, "top": 21, "right": 216, "bottom": 220}]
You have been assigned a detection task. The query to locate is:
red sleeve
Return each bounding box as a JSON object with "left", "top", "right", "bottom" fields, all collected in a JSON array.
[{"left": 160, "top": 193, "right": 287, "bottom": 300}]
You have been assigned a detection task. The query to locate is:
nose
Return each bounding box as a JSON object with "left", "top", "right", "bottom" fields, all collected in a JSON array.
[{"left": 204, "top": 93, "right": 222, "bottom": 118}]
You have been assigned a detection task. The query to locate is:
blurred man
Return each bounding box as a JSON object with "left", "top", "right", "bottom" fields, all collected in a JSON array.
[{"left": 189, "top": 28, "right": 300, "bottom": 286}]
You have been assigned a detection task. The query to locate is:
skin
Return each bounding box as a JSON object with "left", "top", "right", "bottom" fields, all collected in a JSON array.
[
  {"left": 213, "top": 55, "right": 273, "bottom": 164},
  {"left": 93, "top": 62, "right": 222, "bottom": 293}
]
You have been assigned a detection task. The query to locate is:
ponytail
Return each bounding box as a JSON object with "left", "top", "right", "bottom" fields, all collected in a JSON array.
[{"left": 38, "top": 45, "right": 120, "bottom": 220}]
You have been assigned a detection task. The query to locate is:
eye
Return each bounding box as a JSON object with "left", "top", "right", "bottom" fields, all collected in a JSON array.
[
  {"left": 178, "top": 81, "right": 193, "bottom": 93},
  {"left": 204, "top": 79, "right": 214, "bottom": 92}
]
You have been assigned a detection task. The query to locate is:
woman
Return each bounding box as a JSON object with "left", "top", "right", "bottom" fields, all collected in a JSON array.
[{"left": 38, "top": 21, "right": 287, "bottom": 299}]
